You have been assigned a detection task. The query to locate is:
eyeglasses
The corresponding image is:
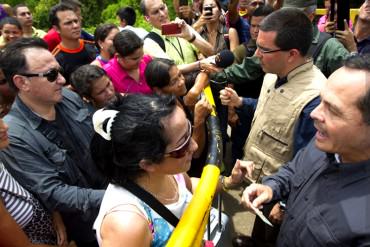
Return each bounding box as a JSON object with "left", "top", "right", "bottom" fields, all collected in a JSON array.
[
  {"left": 164, "top": 120, "right": 192, "bottom": 159},
  {"left": 256, "top": 44, "right": 284, "bottom": 54},
  {"left": 19, "top": 68, "right": 63, "bottom": 82}
]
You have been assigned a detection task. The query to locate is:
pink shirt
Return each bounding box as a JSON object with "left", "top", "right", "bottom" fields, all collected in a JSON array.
[
  {"left": 104, "top": 55, "right": 153, "bottom": 94},
  {"left": 317, "top": 15, "right": 353, "bottom": 33}
]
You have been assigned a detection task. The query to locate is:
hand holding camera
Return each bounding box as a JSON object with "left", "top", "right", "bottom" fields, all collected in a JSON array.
[{"left": 203, "top": 4, "right": 214, "bottom": 20}]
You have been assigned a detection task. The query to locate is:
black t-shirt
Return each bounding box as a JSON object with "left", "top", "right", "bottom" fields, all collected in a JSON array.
[{"left": 53, "top": 40, "right": 97, "bottom": 83}]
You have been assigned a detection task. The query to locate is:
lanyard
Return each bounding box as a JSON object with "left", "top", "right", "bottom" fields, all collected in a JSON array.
[{"left": 165, "top": 37, "right": 185, "bottom": 62}]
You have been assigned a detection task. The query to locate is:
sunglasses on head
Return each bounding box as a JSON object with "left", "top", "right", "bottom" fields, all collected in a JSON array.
[
  {"left": 19, "top": 68, "right": 63, "bottom": 82},
  {"left": 164, "top": 120, "right": 192, "bottom": 159}
]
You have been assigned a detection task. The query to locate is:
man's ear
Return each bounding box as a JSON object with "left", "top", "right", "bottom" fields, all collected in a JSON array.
[
  {"left": 144, "top": 15, "right": 150, "bottom": 22},
  {"left": 13, "top": 75, "right": 29, "bottom": 92},
  {"left": 139, "top": 159, "right": 156, "bottom": 173},
  {"left": 287, "top": 48, "right": 300, "bottom": 62}
]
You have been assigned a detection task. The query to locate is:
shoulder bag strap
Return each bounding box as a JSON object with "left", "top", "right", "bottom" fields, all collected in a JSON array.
[{"left": 124, "top": 180, "right": 179, "bottom": 227}]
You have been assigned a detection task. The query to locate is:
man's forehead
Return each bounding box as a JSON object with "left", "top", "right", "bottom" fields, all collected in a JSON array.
[
  {"left": 57, "top": 10, "right": 77, "bottom": 19},
  {"left": 16, "top": 6, "right": 30, "bottom": 14},
  {"left": 24, "top": 48, "right": 56, "bottom": 69},
  {"left": 325, "top": 67, "right": 368, "bottom": 102},
  {"left": 146, "top": 0, "right": 164, "bottom": 10}
]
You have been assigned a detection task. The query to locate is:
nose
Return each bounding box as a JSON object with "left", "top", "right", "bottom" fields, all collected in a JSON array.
[
  {"left": 73, "top": 20, "right": 80, "bottom": 28},
  {"left": 159, "top": 8, "right": 167, "bottom": 17},
  {"left": 56, "top": 72, "right": 66, "bottom": 85},
  {"left": 255, "top": 47, "right": 263, "bottom": 58},
  {"left": 310, "top": 102, "right": 323, "bottom": 122},
  {"left": 189, "top": 138, "right": 198, "bottom": 154},
  {"left": 178, "top": 76, "right": 185, "bottom": 87},
  {"left": 106, "top": 86, "right": 115, "bottom": 98}
]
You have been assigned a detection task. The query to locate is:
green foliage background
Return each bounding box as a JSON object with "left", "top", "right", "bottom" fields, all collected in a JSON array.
[
  {"left": 6, "top": 0, "right": 176, "bottom": 33},
  {"left": 6, "top": 0, "right": 363, "bottom": 33}
]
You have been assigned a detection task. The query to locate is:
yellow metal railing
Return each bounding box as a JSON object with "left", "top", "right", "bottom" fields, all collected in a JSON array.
[{"left": 166, "top": 85, "right": 222, "bottom": 247}]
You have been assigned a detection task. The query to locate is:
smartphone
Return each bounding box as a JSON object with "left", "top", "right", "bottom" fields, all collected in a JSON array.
[
  {"left": 336, "top": 0, "right": 349, "bottom": 31},
  {"left": 329, "top": 0, "right": 336, "bottom": 21},
  {"left": 161, "top": 23, "right": 182, "bottom": 35},
  {"left": 179, "top": 0, "right": 188, "bottom": 7},
  {"left": 204, "top": 5, "right": 213, "bottom": 16}
]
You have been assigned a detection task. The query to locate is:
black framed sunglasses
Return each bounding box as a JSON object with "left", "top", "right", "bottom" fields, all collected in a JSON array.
[
  {"left": 19, "top": 68, "right": 63, "bottom": 82},
  {"left": 164, "top": 120, "right": 192, "bottom": 159}
]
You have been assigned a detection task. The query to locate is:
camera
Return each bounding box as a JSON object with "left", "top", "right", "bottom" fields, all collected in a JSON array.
[{"left": 204, "top": 5, "right": 213, "bottom": 16}]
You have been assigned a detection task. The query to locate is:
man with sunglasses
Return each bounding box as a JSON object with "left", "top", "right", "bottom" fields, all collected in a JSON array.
[
  {"left": 220, "top": 8, "right": 326, "bottom": 246},
  {"left": 0, "top": 37, "right": 107, "bottom": 247}
]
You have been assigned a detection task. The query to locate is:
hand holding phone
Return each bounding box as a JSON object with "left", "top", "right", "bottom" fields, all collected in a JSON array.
[
  {"left": 161, "top": 23, "right": 182, "bottom": 35},
  {"left": 203, "top": 5, "right": 213, "bottom": 17}
]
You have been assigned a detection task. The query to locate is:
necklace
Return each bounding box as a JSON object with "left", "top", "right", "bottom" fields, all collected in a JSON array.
[{"left": 146, "top": 176, "right": 179, "bottom": 202}]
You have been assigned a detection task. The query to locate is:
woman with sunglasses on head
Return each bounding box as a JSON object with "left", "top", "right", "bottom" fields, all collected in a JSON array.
[
  {"left": 193, "top": 0, "right": 239, "bottom": 53},
  {"left": 92, "top": 94, "right": 249, "bottom": 247},
  {"left": 145, "top": 58, "right": 212, "bottom": 177},
  {"left": 103, "top": 30, "right": 153, "bottom": 95}
]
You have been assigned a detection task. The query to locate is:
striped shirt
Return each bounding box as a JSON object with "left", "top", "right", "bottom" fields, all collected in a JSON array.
[{"left": 0, "top": 162, "right": 33, "bottom": 227}]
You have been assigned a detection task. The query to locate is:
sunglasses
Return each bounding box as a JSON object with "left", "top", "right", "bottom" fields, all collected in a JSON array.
[
  {"left": 164, "top": 120, "right": 192, "bottom": 159},
  {"left": 19, "top": 68, "right": 63, "bottom": 82}
]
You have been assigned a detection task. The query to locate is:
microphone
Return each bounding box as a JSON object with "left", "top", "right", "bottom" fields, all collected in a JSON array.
[{"left": 214, "top": 50, "right": 235, "bottom": 68}]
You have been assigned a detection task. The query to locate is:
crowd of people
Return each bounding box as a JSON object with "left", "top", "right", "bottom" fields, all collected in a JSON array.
[{"left": 0, "top": 0, "right": 369, "bottom": 246}]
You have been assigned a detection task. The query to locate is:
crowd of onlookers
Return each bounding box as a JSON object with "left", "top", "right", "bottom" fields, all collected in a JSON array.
[{"left": 0, "top": 0, "right": 369, "bottom": 246}]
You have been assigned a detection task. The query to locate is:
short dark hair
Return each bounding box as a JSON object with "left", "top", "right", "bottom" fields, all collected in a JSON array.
[
  {"left": 70, "top": 64, "right": 106, "bottom": 99},
  {"left": 145, "top": 58, "right": 176, "bottom": 89},
  {"left": 49, "top": 3, "right": 74, "bottom": 28},
  {"left": 113, "top": 30, "right": 143, "bottom": 57},
  {"left": 116, "top": 6, "right": 136, "bottom": 26},
  {"left": 251, "top": 5, "right": 273, "bottom": 19},
  {"left": 13, "top": 3, "right": 28, "bottom": 16},
  {"left": 94, "top": 23, "right": 118, "bottom": 52},
  {"left": 0, "top": 17, "right": 22, "bottom": 31},
  {"left": 140, "top": 0, "right": 147, "bottom": 15},
  {"left": 259, "top": 8, "right": 313, "bottom": 56},
  {"left": 344, "top": 54, "right": 370, "bottom": 125},
  {"left": 60, "top": 0, "right": 82, "bottom": 10},
  {"left": 90, "top": 94, "right": 177, "bottom": 184},
  {"left": 0, "top": 37, "right": 48, "bottom": 91}
]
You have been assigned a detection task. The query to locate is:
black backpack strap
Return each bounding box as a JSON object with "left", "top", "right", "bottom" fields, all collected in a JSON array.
[
  {"left": 308, "top": 32, "right": 332, "bottom": 63},
  {"left": 145, "top": 32, "right": 166, "bottom": 52},
  {"left": 124, "top": 180, "right": 179, "bottom": 227}
]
